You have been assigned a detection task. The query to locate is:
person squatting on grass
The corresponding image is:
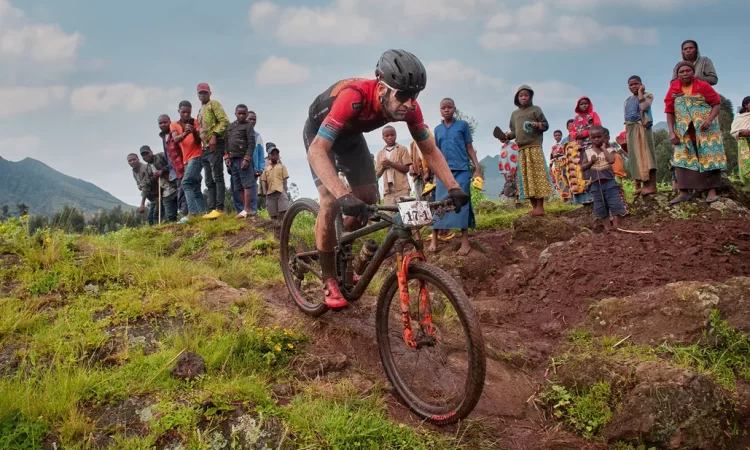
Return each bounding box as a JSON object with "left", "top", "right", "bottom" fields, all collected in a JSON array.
[{"left": 581, "top": 126, "right": 627, "bottom": 231}]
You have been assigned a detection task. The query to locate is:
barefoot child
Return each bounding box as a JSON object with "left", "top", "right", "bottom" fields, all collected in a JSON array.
[
  {"left": 430, "top": 98, "right": 482, "bottom": 256},
  {"left": 500, "top": 85, "right": 553, "bottom": 215},
  {"left": 581, "top": 126, "right": 626, "bottom": 231}
]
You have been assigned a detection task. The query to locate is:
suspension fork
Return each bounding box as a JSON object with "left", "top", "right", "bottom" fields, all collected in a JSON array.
[{"left": 395, "top": 238, "right": 435, "bottom": 349}]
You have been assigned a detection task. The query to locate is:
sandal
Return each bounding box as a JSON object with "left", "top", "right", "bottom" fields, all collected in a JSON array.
[
  {"left": 669, "top": 195, "right": 692, "bottom": 205},
  {"left": 705, "top": 195, "right": 720, "bottom": 203},
  {"left": 438, "top": 232, "right": 456, "bottom": 242}
]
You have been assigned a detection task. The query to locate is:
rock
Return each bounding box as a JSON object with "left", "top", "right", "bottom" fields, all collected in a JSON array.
[
  {"left": 555, "top": 354, "right": 633, "bottom": 390},
  {"left": 539, "top": 241, "right": 569, "bottom": 265},
  {"left": 84, "top": 283, "right": 99, "bottom": 295},
  {"left": 604, "top": 362, "right": 732, "bottom": 449},
  {"left": 511, "top": 214, "right": 581, "bottom": 247},
  {"left": 170, "top": 352, "right": 206, "bottom": 380},
  {"left": 297, "top": 352, "right": 349, "bottom": 379},
  {"left": 587, "top": 278, "right": 750, "bottom": 345},
  {"left": 710, "top": 198, "right": 750, "bottom": 216}
]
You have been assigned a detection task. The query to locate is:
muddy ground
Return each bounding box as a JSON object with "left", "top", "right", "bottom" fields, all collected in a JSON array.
[{"left": 257, "top": 194, "right": 750, "bottom": 449}]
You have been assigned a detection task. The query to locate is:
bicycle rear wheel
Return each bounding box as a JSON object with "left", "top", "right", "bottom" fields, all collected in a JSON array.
[
  {"left": 279, "top": 198, "right": 328, "bottom": 317},
  {"left": 376, "top": 262, "right": 486, "bottom": 425}
]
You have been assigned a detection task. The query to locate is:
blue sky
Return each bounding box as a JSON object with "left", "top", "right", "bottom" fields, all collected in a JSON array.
[{"left": 1, "top": 0, "right": 747, "bottom": 207}]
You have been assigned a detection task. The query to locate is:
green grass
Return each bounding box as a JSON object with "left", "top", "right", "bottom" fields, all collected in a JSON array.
[
  {"left": 538, "top": 382, "right": 615, "bottom": 440},
  {"left": 475, "top": 199, "right": 578, "bottom": 230},
  {"left": 0, "top": 217, "right": 492, "bottom": 448},
  {"left": 659, "top": 309, "right": 750, "bottom": 390}
]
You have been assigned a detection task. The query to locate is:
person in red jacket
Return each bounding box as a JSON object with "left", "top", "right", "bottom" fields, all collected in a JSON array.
[{"left": 571, "top": 96, "right": 602, "bottom": 150}]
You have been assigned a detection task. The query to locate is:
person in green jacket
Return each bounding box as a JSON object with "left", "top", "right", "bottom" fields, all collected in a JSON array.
[{"left": 197, "top": 82, "right": 230, "bottom": 219}]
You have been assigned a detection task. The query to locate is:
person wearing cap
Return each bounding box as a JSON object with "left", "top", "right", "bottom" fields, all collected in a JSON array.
[
  {"left": 141, "top": 145, "right": 179, "bottom": 223},
  {"left": 260, "top": 144, "right": 290, "bottom": 221},
  {"left": 224, "top": 104, "right": 257, "bottom": 218},
  {"left": 128, "top": 152, "right": 159, "bottom": 226},
  {"left": 196, "top": 83, "right": 230, "bottom": 219}
]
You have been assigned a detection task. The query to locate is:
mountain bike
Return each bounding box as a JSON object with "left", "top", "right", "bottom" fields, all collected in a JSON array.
[{"left": 279, "top": 196, "right": 486, "bottom": 425}]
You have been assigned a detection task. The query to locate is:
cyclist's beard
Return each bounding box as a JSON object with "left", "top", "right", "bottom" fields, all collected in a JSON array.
[{"left": 380, "top": 95, "right": 407, "bottom": 121}]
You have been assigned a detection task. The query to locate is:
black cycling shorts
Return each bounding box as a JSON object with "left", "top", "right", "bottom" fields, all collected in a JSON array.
[{"left": 303, "top": 119, "right": 376, "bottom": 188}]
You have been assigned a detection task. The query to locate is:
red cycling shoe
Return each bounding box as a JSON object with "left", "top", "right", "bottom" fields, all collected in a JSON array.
[{"left": 323, "top": 278, "right": 348, "bottom": 309}]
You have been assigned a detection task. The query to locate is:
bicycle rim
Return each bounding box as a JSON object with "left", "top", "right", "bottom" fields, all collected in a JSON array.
[
  {"left": 279, "top": 198, "right": 328, "bottom": 317},
  {"left": 376, "top": 262, "right": 486, "bottom": 425}
]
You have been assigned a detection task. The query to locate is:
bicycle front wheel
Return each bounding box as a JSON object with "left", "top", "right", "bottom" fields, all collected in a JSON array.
[
  {"left": 376, "top": 262, "right": 486, "bottom": 425},
  {"left": 279, "top": 198, "right": 328, "bottom": 317}
]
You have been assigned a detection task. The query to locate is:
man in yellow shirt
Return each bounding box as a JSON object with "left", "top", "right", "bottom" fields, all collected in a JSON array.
[{"left": 260, "top": 143, "right": 290, "bottom": 221}]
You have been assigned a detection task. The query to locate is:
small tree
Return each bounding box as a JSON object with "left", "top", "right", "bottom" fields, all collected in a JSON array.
[{"left": 16, "top": 203, "right": 29, "bottom": 217}]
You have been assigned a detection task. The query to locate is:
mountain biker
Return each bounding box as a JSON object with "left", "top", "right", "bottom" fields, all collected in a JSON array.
[{"left": 304, "top": 49, "right": 470, "bottom": 309}]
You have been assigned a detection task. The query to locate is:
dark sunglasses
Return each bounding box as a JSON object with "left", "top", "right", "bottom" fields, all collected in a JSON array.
[{"left": 381, "top": 80, "right": 419, "bottom": 103}]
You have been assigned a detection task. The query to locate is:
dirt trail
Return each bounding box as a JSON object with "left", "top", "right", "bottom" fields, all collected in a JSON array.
[{"left": 258, "top": 196, "right": 750, "bottom": 449}]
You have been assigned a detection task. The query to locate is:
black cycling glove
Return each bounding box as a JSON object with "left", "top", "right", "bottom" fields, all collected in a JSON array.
[
  {"left": 337, "top": 194, "right": 370, "bottom": 226},
  {"left": 447, "top": 188, "right": 470, "bottom": 213}
]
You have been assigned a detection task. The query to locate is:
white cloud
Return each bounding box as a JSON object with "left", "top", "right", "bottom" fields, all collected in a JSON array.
[
  {"left": 479, "top": 2, "right": 657, "bottom": 50},
  {"left": 256, "top": 56, "right": 311, "bottom": 86},
  {"left": 70, "top": 84, "right": 184, "bottom": 113},
  {"left": 0, "top": 0, "right": 82, "bottom": 76},
  {"left": 248, "top": 0, "right": 484, "bottom": 46},
  {"left": 426, "top": 59, "right": 505, "bottom": 91},
  {"left": 0, "top": 135, "right": 42, "bottom": 161},
  {"left": 0, "top": 86, "right": 67, "bottom": 117},
  {"left": 517, "top": 80, "right": 583, "bottom": 106}
]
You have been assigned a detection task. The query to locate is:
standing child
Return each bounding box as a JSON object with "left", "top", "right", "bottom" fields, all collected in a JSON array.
[
  {"left": 260, "top": 144, "right": 290, "bottom": 222},
  {"left": 375, "top": 126, "right": 412, "bottom": 205},
  {"left": 430, "top": 98, "right": 482, "bottom": 255},
  {"left": 571, "top": 97, "right": 602, "bottom": 149},
  {"left": 500, "top": 85, "right": 553, "bottom": 215},
  {"left": 604, "top": 128, "right": 630, "bottom": 216},
  {"left": 581, "top": 126, "right": 626, "bottom": 231},
  {"left": 549, "top": 129, "right": 571, "bottom": 201}
]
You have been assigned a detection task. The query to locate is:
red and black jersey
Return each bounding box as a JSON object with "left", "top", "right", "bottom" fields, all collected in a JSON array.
[{"left": 308, "top": 78, "right": 430, "bottom": 144}]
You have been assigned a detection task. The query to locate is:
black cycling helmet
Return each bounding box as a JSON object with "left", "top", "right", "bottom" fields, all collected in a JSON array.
[{"left": 375, "top": 49, "right": 427, "bottom": 92}]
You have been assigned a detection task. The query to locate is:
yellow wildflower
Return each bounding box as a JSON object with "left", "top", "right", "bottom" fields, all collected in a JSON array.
[
  {"left": 287, "top": 344, "right": 294, "bottom": 349},
  {"left": 44, "top": 237, "right": 52, "bottom": 244},
  {"left": 274, "top": 344, "right": 281, "bottom": 352},
  {"left": 274, "top": 325, "right": 280, "bottom": 330}
]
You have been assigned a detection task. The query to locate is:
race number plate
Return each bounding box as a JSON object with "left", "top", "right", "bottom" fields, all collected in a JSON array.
[{"left": 398, "top": 201, "right": 433, "bottom": 227}]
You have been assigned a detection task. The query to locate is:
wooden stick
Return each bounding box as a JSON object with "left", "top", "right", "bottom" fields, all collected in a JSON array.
[
  {"left": 157, "top": 178, "right": 162, "bottom": 225},
  {"left": 612, "top": 335, "right": 632, "bottom": 348},
  {"left": 616, "top": 228, "right": 653, "bottom": 235}
]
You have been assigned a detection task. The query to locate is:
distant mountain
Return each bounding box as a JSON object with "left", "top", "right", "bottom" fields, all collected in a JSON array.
[
  {"left": 653, "top": 121, "right": 669, "bottom": 132},
  {"left": 0, "top": 157, "right": 133, "bottom": 216},
  {"left": 479, "top": 154, "right": 505, "bottom": 199}
]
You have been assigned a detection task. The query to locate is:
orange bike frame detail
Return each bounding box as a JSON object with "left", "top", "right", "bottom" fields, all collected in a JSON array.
[{"left": 396, "top": 249, "right": 435, "bottom": 348}]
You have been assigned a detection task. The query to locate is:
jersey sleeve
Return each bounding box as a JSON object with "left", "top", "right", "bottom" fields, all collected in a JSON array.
[
  {"left": 317, "top": 88, "right": 365, "bottom": 142},
  {"left": 406, "top": 102, "right": 431, "bottom": 142}
]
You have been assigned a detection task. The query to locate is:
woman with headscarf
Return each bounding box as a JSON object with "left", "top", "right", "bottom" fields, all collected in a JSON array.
[
  {"left": 671, "top": 40, "right": 718, "bottom": 86},
  {"left": 665, "top": 61, "right": 725, "bottom": 204},
  {"left": 730, "top": 96, "right": 750, "bottom": 183}
]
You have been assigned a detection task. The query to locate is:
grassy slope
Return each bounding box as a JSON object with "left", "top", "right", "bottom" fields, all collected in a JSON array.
[{"left": 1, "top": 200, "right": 552, "bottom": 449}]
